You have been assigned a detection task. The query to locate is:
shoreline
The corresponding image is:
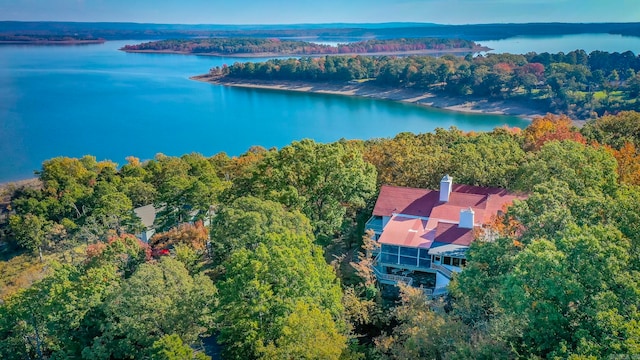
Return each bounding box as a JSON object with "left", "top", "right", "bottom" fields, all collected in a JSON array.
[
  {"left": 191, "top": 75, "right": 546, "bottom": 119},
  {"left": 121, "top": 46, "right": 490, "bottom": 58}
]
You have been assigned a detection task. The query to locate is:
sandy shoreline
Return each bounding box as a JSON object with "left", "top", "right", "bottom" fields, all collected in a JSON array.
[
  {"left": 192, "top": 75, "right": 546, "bottom": 119},
  {"left": 121, "top": 46, "right": 490, "bottom": 58}
]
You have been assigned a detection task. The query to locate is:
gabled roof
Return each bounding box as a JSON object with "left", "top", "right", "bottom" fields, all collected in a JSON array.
[
  {"left": 434, "top": 222, "right": 474, "bottom": 246},
  {"left": 372, "top": 183, "right": 527, "bottom": 250},
  {"left": 372, "top": 184, "right": 526, "bottom": 223},
  {"left": 377, "top": 216, "right": 432, "bottom": 248},
  {"left": 134, "top": 204, "right": 156, "bottom": 229}
]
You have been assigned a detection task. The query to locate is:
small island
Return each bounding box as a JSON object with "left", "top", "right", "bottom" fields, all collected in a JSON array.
[{"left": 121, "top": 37, "right": 491, "bottom": 57}]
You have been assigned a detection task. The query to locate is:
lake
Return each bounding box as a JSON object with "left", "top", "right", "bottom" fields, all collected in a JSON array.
[
  {"left": 480, "top": 33, "right": 640, "bottom": 55},
  {"left": 0, "top": 40, "right": 531, "bottom": 182}
]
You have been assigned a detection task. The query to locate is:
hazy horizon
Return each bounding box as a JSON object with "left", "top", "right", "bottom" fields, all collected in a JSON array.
[{"left": 1, "top": 0, "right": 638, "bottom": 25}]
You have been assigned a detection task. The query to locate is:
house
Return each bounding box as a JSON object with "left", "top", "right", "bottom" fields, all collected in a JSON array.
[
  {"left": 365, "top": 175, "right": 527, "bottom": 296},
  {"left": 133, "top": 204, "right": 215, "bottom": 243},
  {"left": 134, "top": 204, "right": 157, "bottom": 243}
]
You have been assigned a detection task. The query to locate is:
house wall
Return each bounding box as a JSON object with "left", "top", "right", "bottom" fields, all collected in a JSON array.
[
  {"left": 435, "top": 272, "right": 450, "bottom": 289},
  {"left": 137, "top": 229, "right": 155, "bottom": 243}
]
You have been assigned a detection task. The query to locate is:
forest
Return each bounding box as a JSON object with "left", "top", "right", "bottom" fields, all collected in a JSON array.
[
  {"left": 121, "top": 37, "right": 483, "bottom": 55},
  {"left": 1, "top": 111, "right": 640, "bottom": 359},
  {"left": 212, "top": 50, "right": 640, "bottom": 119}
]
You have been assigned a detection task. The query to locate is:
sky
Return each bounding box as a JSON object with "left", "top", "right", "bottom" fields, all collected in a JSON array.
[{"left": 1, "top": 0, "right": 639, "bottom": 25}]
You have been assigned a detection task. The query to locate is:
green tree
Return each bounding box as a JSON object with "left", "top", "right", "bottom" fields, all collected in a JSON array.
[
  {"left": 83, "top": 258, "right": 216, "bottom": 359},
  {"left": 209, "top": 196, "right": 313, "bottom": 266},
  {"left": 0, "top": 263, "right": 120, "bottom": 359},
  {"left": 230, "top": 139, "right": 376, "bottom": 239},
  {"left": 215, "top": 232, "right": 344, "bottom": 359},
  {"left": 259, "top": 302, "right": 347, "bottom": 360},
  {"left": 515, "top": 140, "right": 618, "bottom": 197},
  {"left": 8, "top": 213, "right": 48, "bottom": 260},
  {"left": 150, "top": 334, "right": 211, "bottom": 360}
]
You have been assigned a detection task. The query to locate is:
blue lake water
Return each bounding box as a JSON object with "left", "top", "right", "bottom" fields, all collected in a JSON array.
[
  {"left": 0, "top": 40, "right": 531, "bottom": 182},
  {"left": 480, "top": 33, "right": 640, "bottom": 55}
]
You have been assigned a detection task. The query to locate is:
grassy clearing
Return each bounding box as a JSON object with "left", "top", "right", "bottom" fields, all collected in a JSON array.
[{"left": 0, "top": 244, "right": 87, "bottom": 300}]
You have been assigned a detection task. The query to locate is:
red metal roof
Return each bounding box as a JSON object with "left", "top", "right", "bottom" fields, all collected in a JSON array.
[
  {"left": 372, "top": 184, "right": 527, "bottom": 248},
  {"left": 372, "top": 184, "right": 526, "bottom": 223},
  {"left": 377, "top": 216, "right": 433, "bottom": 248},
  {"left": 434, "top": 222, "right": 474, "bottom": 246}
]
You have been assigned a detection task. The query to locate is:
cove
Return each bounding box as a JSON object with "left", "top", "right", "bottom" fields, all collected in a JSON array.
[{"left": 0, "top": 40, "right": 528, "bottom": 182}]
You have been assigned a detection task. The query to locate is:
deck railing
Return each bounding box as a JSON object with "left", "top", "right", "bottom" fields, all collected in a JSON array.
[
  {"left": 430, "top": 263, "right": 454, "bottom": 279},
  {"left": 364, "top": 216, "right": 384, "bottom": 233},
  {"left": 371, "top": 264, "right": 413, "bottom": 286},
  {"left": 423, "top": 287, "right": 448, "bottom": 297}
]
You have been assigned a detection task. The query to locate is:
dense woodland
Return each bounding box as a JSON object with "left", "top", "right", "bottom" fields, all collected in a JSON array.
[
  {"left": 213, "top": 50, "right": 640, "bottom": 119},
  {"left": 0, "top": 35, "right": 105, "bottom": 43},
  {"left": 1, "top": 111, "right": 640, "bottom": 359},
  {"left": 121, "top": 37, "right": 483, "bottom": 55}
]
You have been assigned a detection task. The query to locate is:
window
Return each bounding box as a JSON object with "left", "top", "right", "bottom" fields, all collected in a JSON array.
[
  {"left": 461, "top": 259, "right": 467, "bottom": 267},
  {"left": 400, "top": 247, "right": 418, "bottom": 257},
  {"left": 381, "top": 253, "right": 399, "bottom": 264},
  {"left": 419, "top": 258, "right": 431, "bottom": 268},
  {"left": 443, "top": 257, "right": 452, "bottom": 265},
  {"left": 434, "top": 256, "right": 441, "bottom": 262},
  {"left": 419, "top": 249, "right": 430, "bottom": 259},
  {"left": 452, "top": 257, "right": 460, "bottom": 267},
  {"left": 399, "top": 256, "right": 417, "bottom": 266},
  {"left": 381, "top": 245, "right": 399, "bottom": 254}
]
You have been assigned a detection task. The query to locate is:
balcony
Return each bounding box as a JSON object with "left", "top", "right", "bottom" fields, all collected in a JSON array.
[
  {"left": 364, "top": 216, "right": 384, "bottom": 237},
  {"left": 371, "top": 263, "right": 413, "bottom": 286}
]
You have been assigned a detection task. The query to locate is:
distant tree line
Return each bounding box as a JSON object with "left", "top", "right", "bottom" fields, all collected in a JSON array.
[
  {"left": 0, "top": 34, "right": 104, "bottom": 43},
  {"left": 214, "top": 50, "right": 640, "bottom": 119},
  {"left": 121, "top": 37, "right": 482, "bottom": 55}
]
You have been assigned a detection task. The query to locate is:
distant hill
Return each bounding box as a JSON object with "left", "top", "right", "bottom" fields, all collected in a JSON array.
[{"left": 0, "top": 21, "right": 638, "bottom": 41}]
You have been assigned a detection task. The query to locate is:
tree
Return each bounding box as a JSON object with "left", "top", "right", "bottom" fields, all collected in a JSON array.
[
  {"left": 0, "top": 262, "right": 120, "bottom": 359},
  {"left": 83, "top": 258, "right": 217, "bottom": 359},
  {"left": 8, "top": 213, "right": 48, "bottom": 260},
  {"left": 606, "top": 142, "right": 640, "bottom": 185},
  {"left": 215, "top": 232, "right": 344, "bottom": 359},
  {"left": 148, "top": 153, "right": 226, "bottom": 232},
  {"left": 515, "top": 140, "right": 618, "bottom": 197},
  {"left": 209, "top": 196, "right": 313, "bottom": 266},
  {"left": 374, "top": 284, "right": 504, "bottom": 359},
  {"left": 150, "top": 220, "right": 209, "bottom": 252},
  {"left": 523, "top": 114, "right": 585, "bottom": 151},
  {"left": 258, "top": 302, "right": 347, "bottom": 360},
  {"left": 581, "top": 111, "right": 640, "bottom": 149},
  {"left": 229, "top": 139, "right": 376, "bottom": 239},
  {"left": 150, "top": 334, "right": 212, "bottom": 360}
]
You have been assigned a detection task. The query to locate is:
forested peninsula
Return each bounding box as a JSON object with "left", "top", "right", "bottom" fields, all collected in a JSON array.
[
  {"left": 121, "top": 37, "right": 489, "bottom": 57},
  {"left": 200, "top": 50, "right": 640, "bottom": 119},
  {"left": 2, "top": 111, "right": 640, "bottom": 359}
]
